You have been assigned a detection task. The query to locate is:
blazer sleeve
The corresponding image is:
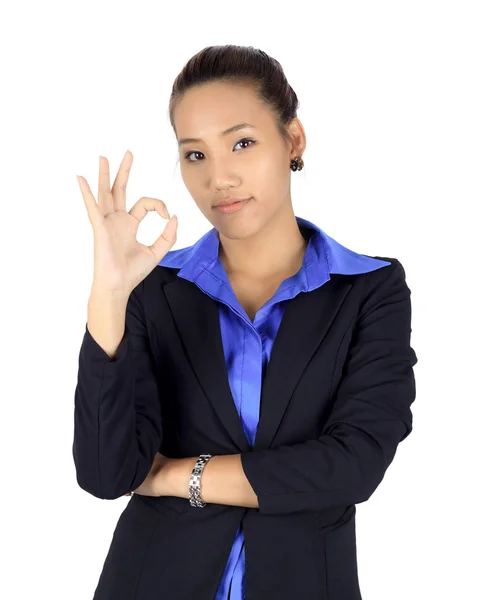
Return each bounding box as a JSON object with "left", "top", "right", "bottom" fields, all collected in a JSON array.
[
  {"left": 72, "top": 282, "right": 163, "bottom": 500},
  {"left": 240, "top": 258, "right": 418, "bottom": 516}
]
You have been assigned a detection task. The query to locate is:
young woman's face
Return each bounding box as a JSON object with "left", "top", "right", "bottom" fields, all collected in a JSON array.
[{"left": 173, "top": 81, "right": 303, "bottom": 239}]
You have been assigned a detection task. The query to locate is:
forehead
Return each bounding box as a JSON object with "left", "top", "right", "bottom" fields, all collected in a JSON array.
[{"left": 174, "top": 81, "right": 271, "bottom": 137}]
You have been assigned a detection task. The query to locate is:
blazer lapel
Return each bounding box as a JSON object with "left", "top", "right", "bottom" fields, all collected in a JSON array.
[
  {"left": 165, "top": 278, "right": 251, "bottom": 453},
  {"left": 254, "top": 276, "right": 352, "bottom": 451},
  {"left": 164, "top": 276, "right": 352, "bottom": 453}
]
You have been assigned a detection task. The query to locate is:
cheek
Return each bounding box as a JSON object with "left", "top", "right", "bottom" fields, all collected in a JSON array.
[
  {"left": 180, "top": 166, "right": 194, "bottom": 187},
  {"left": 181, "top": 171, "right": 204, "bottom": 201},
  {"left": 253, "top": 159, "right": 289, "bottom": 200},
  {"left": 253, "top": 149, "right": 287, "bottom": 181}
]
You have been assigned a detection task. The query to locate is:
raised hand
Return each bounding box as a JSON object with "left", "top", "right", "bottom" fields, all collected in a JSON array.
[{"left": 77, "top": 150, "right": 178, "bottom": 295}]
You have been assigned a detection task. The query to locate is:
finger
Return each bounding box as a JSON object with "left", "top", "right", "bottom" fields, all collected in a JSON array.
[
  {"left": 111, "top": 150, "right": 133, "bottom": 212},
  {"left": 129, "top": 197, "right": 170, "bottom": 224},
  {"left": 149, "top": 215, "right": 178, "bottom": 263},
  {"left": 77, "top": 175, "right": 104, "bottom": 229},
  {"left": 98, "top": 155, "right": 114, "bottom": 215}
]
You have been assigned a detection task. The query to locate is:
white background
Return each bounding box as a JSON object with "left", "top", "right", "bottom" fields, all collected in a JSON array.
[{"left": 1, "top": 1, "right": 477, "bottom": 598}]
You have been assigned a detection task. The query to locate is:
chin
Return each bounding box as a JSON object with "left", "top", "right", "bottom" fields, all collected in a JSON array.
[{"left": 215, "top": 219, "right": 263, "bottom": 241}]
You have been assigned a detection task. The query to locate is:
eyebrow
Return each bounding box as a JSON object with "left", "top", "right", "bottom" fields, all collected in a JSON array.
[{"left": 178, "top": 122, "right": 257, "bottom": 147}]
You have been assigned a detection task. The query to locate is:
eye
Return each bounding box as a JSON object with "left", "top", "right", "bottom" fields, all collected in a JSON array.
[
  {"left": 184, "top": 138, "right": 256, "bottom": 163},
  {"left": 233, "top": 138, "right": 256, "bottom": 152}
]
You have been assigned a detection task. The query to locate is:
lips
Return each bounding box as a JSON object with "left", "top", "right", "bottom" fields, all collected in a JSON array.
[
  {"left": 214, "top": 198, "right": 251, "bottom": 214},
  {"left": 214, "top": 197, "right": 251, "bottom": 207}
]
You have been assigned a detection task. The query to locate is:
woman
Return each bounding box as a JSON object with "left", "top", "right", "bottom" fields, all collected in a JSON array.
[{"left": 73, "top": 44, "right": 418, "bottom": 600}]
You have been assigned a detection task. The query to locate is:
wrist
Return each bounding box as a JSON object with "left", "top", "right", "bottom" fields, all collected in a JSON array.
[{"left": 157, "top": 457, "right": 195, "bottom": 498}]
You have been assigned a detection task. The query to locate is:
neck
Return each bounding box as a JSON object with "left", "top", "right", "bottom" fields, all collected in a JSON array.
[{"left": 218, "top": 206, "right": 308, "bottom": 280}]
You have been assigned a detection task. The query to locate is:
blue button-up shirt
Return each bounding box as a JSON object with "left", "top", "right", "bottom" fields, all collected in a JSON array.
[{"left": 159, "top": 215, "right": 390, "bottom": 599}]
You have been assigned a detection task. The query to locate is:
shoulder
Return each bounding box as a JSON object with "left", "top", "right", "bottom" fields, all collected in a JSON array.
[
  {"left": 332, "top": 255, "right": 409, "bottom": 295},
  {"left": 128, "top": 265, "right": 182, "bottom": 316},
  {"left": 360, "top": 256, "right": 409, "bottom": 290},
  {"left": 353, "top": 257, "right": 412, "bottom": 322}
]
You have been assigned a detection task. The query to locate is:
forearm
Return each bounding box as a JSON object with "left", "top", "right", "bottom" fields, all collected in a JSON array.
[
  {"left": 87, "top": 285, "right": 130, "bottom": 359},
  {"left": 74, "top": 287, "right": 163, "bottom": 500},
  {"left": 161, "top": 454, "right": 259, "bottom": 509}
]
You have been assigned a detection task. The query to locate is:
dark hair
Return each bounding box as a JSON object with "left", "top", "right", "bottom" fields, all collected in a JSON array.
[{"left": 168, "top": 45, "right": 300, "bottom": 148}]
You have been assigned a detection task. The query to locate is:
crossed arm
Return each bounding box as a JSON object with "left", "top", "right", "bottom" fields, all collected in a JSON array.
[{"left": 149, "top": 453, "right": 260, "bottom": 508}]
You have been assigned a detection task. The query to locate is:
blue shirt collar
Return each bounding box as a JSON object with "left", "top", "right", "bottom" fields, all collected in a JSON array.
[{"left": 158, "top": 216, "right": 391, "bottom": 287}]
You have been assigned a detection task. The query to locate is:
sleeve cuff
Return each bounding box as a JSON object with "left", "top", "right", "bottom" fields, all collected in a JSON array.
[
  {"left": 81, "top": 322, "right": 130, "bottom": 364},
  {"left": 240, "top": 451, "right": 274, "bottom": 514}
]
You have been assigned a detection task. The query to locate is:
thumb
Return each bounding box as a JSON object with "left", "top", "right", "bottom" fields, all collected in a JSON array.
[{"left": 149, "top": 214, "right": 178, "bottom": 262}]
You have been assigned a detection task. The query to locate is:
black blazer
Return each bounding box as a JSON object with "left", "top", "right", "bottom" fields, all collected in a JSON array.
[{"left": 73, "top": 256, "right": 417, "bottom": 600}]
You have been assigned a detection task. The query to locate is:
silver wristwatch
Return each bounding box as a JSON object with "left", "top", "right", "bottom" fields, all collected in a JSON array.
[{"left": 189, "top": 454, "right": 213, "bottom": 507}]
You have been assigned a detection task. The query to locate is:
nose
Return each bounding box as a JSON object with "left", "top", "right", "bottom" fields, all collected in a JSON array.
[{"left": 208, "top": 157, "right": 240, "bottom": 191}]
